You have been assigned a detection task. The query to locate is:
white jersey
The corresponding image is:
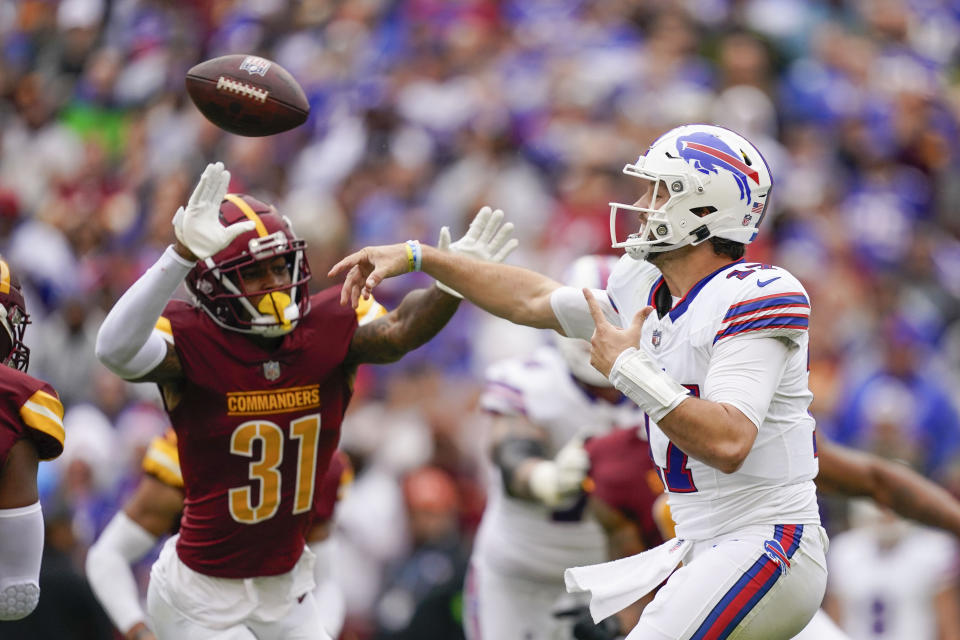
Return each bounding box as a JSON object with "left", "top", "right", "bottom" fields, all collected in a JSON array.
[
  {"left": 553, "top": 257, "right": 820, "bottom": 540},
  {"left": 827, "top": 525, "right": 960, "bottom": 640},
  {"left": 473, "top": 346, "right": 647, "bottom": 581}
]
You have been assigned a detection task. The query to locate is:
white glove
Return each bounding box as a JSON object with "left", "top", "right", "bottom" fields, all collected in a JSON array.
[
  {"left": 528, "top": 438, "right": 590, "bottom": 508},
  {"left": 172, "top": 162, "right": 255, "bottom": 260},
  {"left": 435, "top": 205, "right": 519, "bottom": 298}
]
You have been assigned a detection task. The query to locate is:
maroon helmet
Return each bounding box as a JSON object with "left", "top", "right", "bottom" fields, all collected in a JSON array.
[
  {"left": 0, "top": 257, "right": 30, "bottom": 371},
  {"left": 185, "top": 194, "right": 311, "bottom": 336}
]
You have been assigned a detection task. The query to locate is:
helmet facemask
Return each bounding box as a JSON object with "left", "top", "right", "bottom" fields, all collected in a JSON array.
[
  {"left": 186, "top": 195, "right": 312, "bottom": 337},
  {"left": 0, "top": 259, "right": 30, "bottom": 371},
  {"left": 610, "top": 125, "right": 772, "bottom": 260},
  {"left": 0, "top": 301, "right": 29, "bottom": 371}
]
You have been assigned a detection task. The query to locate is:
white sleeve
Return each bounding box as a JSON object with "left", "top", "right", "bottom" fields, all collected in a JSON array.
[
  {"left": 549, "top": 286, "right": 616, "bottom": 340},
  {"left": 703, "top": 336, "right": 791, "bottom": 430},
  {"left": 85, "top": 511, "right": 159, "bottom": 634},
  {"left": 0, "top": 502, "right": 43, "bottom": 620},
  {"left": 95, "top": 245, "right": 193, "bottom": 379}
]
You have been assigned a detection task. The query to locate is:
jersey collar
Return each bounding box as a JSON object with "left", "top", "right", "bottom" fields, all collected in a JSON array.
[{"left": 647, "top": 259, "right": 746, "bottom": 322}]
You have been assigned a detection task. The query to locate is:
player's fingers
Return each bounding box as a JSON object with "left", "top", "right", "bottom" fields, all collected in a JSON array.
[
  {"left": 466, "top": 206, "right": 491, "bottom": 241},
  {"left": 222, "top": 220, "right": 256, "bottom": 243},
  {"left": 488, "top": 220, "right": 514, "bottom": 253},
  {"left": 211, "top": 168, "right": 231, "bottom": 206},
  {"left": 328, "top": 252, "right": 361, "bottom": 278},
  {"left": 437, "top": 226, "right": 451, "bottom": 250},
  {"left": 631, "top": 306, "right": 653, "bottom": 331},
  {"left": 479, "top": 208, "right": 504, "bottom": 245},
  {"left": 582, "top": 288, "right": 608, "bottom": 327},
  {"left": 191, "top": 162, "right": 221, "bottom": 206},
  {"left": 491, "top": 237, "right": 519, "bottom": 263}
]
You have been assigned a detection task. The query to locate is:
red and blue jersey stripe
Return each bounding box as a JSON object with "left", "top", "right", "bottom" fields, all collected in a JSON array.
[
  {"left": 690, "top": 524, "right": 804, "bottom": 640},
  {"left": 715, "top": 292, "right": 810, "bottom": 343}
]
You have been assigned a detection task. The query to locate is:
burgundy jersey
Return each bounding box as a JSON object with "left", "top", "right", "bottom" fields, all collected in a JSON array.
[
  {"left": 586, "top": 427, "right": 666, "bottom": 549},
  {"left": 313, "top": 449, "right": 352, "bottom": 523},
  {"left": 0, "top": 365, "right": 64, "bottom": 465},
  {"left": 161, "top": 287, "right": 358, "bottom": 578}
]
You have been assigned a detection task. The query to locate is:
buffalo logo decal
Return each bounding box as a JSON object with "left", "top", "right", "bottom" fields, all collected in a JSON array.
[{"left": 677, "top": 133, "right": 760, "bottom": 202}]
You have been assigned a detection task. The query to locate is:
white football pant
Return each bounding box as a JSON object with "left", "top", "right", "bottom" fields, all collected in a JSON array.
[{"left": 629, "top": 524, "right": 828, "bottom": 640}]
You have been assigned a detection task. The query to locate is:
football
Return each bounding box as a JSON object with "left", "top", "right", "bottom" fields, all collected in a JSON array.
[{"left": 185, "top": 54, "right": 309, "bottom": 137}]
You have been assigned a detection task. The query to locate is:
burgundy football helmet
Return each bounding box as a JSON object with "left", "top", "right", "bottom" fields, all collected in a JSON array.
[
  {"left": 0, "top": 257, "right": 30, "bottom": 371},
  {"left": 185, "top": 194, "right": 311, "bottom": 337}
]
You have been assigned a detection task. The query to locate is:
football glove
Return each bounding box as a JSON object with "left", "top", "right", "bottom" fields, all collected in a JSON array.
[
  {"left": 435, "top": 206, "right": 519, "bottom": 298},
  {"left": 172, "top": 162, "right": 255, "bottom": 260},
  {"left": 528, "top": 438, "right": 590, "bottom": 508}
]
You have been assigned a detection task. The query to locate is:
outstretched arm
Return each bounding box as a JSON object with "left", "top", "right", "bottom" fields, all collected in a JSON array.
[
  {"left": 95, "top": 162, "right": 252, "bottom": 384},
  {"left": 816, "top": 433, "right": 960, "bottom": 538},
  {"left": 345, "top": 285, "right": 460, "bottom": 365},
  {"left": 344, "top": 207, "right": 524, "bottom": 365},
  {"left": 329, "top": 208, "right": 564, "bottom": 331}
]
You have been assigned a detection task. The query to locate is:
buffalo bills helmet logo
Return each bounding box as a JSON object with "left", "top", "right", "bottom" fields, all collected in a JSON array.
[{"left": 676, "top": 132, "right": 761, "bottom": 202}]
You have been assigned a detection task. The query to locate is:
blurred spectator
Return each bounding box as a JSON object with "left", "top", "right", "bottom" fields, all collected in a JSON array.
[
  {"left": 824, "top": 499, "right": 960, "bottom": 640},
  {"left": 373, "top": 466, "right": 469, "bottom": 640},
  {"left": 831, "top": 317, "right": 960, "bottom": 479}
]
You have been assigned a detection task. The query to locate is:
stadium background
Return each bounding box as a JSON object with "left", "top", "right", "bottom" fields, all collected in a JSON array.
[{"left": 2, "top": 0, "right": 960, "bottom": 637}]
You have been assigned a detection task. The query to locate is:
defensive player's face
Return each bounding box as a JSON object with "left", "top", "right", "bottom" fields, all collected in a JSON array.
[{"left": 238, "top": 256, "right": 291, "bottom": 303}]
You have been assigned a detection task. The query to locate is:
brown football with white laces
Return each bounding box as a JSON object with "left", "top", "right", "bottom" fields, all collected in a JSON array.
[{"left": 185, "top": 54, "right": 309, "bottom": 137}]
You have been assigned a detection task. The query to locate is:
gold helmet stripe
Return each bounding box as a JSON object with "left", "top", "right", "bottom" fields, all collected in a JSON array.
[
  {"left": 223, "top": 194, "right": 268, "bottom": 237},
  {"left": 0, "top": 259, "right": 10, "bottom": 294}
]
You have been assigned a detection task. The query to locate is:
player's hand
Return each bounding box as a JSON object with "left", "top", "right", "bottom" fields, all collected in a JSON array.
[
  {"left": 328, "top": 244, "right": 411, "bottom": 308},
  {"left": 529, "top": 438, "right": 590, "bottom": 508},
  {"left": 172, "top": 162, "right": 255, "bottom": 261},
  {"left": 435, "top": 206, "right": 518, "bottom": 298},
  {"left": 583, "top": 288, "right": 651, "bottom": 377}
]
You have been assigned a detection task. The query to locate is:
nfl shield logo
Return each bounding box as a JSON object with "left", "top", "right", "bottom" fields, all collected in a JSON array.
[
  {"left": 239, "top": 56, "right": 272, "bottom": 76},
  {"left": 263, "top": 361, "right": 281, "bottom": 381},
  {"left": 652, "top": 329, "right": 662, "bottom": 347},
  {"left": 742, "top": 214, "right": 753, "bottom": 226}
]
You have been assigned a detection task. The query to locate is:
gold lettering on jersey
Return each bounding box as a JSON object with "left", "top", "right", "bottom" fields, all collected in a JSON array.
[{"left": 226, "top": 385, "right": 321, "bottom": 416}]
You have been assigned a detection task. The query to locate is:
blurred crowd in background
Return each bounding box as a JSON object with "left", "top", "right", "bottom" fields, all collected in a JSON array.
[{"left": 2, "top": 0, "right": 960, "bottom": 638}]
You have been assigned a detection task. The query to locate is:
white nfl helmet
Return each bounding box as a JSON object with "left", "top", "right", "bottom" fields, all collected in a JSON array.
[
  {"left": 610, "top": 124, "right": 773, "bottom": 260},
  {"left": 553, "top": 255, "right": 619, "bottom": 387}
]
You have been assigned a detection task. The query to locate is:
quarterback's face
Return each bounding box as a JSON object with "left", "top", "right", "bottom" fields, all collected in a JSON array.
[
  {"left": 633, "top": 179, "right": 671, "bottom": 219},
  {"left": 238, "top": 256, "right": 292, "bottom": 304}
]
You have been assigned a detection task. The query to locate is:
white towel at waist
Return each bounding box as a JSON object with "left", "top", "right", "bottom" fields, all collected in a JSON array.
[{"left": 564, "top": 537, "right": 692, "bottom": 622}]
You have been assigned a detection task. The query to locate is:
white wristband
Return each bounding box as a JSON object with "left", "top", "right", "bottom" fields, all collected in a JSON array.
[{"left": 608, "top": 347, "right": 689, "bottom": 423}]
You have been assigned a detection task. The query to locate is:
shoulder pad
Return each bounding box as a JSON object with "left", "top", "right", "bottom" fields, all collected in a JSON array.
[
  {"left": 714, "top": 265, "right": 810, "bottom": 345},
  {"left": 142, "top": 429, "right": 183, "bottom": 489}
]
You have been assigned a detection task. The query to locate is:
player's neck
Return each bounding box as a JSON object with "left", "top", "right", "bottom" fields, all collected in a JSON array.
[{"left": 650, "top": 243, "right": 737, "bottom": 299}]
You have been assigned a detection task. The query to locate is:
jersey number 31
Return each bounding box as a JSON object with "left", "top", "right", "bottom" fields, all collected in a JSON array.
[{"left": 228, "top": 414, "right": 321, "bottom": 524}]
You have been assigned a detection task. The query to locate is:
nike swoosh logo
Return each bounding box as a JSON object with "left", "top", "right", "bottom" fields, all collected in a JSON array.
[{"left": 757, "top": 277, "right": 780, "bottom": 288}]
